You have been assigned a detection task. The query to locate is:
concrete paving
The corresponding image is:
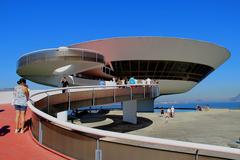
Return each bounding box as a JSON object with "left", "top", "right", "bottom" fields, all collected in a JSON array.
[{"left": 80, "top": 109, "right": 240, "bottom": 147}]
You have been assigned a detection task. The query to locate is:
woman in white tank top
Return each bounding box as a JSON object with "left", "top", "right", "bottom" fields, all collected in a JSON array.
[{"left": 13, "top": 78, "right": 29, "bottom": 133}]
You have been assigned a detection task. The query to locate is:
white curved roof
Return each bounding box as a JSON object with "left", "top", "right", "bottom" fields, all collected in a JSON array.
[{"left": 70, "top": 37, "right": 230, "bottom": 69}]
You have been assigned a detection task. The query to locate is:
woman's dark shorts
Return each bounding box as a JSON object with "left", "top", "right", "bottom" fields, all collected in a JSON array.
[{"left": 15, "top": 105, "right": 27, "bottom": 111}]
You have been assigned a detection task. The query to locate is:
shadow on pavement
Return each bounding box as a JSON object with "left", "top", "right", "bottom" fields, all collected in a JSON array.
[
  {"left": 24, "top": 118, "right": 31, "bottom": 132},
  {"left": 0, "top": 125, "right": 10, "bottom": 136},
  {"left": 95, "top": 115, "right": 153, "bottom": 133}
]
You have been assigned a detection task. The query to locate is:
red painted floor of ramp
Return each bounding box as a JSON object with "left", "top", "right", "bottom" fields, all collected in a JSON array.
[{"left": 0, "top": 104, "right": 74, "bottom": 160}]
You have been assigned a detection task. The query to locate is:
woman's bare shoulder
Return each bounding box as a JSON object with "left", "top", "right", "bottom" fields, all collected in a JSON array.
[{"left": 22, "top": 85, "right": 29, "bottom": 93}]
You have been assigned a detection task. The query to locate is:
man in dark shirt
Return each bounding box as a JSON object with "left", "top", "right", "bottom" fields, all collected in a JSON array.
[{"left": 61, "top": 77, "right": 69, "bottom": 93}]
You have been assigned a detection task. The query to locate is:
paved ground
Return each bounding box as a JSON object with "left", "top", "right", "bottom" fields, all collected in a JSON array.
[
  {"left": 0, "top": 104, "right": 74, "bottom": 160},
  {"left": 79, "top": 109, "right": 240, "bottom": 147}
]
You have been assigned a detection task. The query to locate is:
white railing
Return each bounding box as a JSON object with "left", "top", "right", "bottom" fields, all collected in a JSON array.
[
  {"left": 28, "top": 85, "right": 239, "bottom": 160},
  {"left": 30, "top": 84, "right": 160, "bottom": 110}
]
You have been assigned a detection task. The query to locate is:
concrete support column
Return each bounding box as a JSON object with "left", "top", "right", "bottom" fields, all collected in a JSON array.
[
  {"left": 122, "top": 100, "right": 137, "bottom": 124},
  {"left": 57, "top": 110, "right": 68, "bottom": 122},
  {"left": 137, "top": 99, "right": 154, "bottom": 112}
]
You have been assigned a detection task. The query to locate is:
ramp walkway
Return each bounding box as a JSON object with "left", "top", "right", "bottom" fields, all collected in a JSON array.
[{"left": 0, "top": 104, "right": 74, "bottom": 160}]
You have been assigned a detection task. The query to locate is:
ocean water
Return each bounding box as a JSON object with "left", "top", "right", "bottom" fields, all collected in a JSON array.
[
  {"left": 78, "top": 102, "right": 240, "bottom": 112},
  {"left": 154, "top": 102, "right": 240, "bottom": 112}
]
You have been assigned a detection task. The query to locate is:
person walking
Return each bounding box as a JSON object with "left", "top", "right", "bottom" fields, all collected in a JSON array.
[
  {"left": 60, "top": 77, "right": 69, "bottom": 93},
  {"left": 165, "top": 108, "right": 171, "bottom": 123},
  {"left": 12, "top": 78, "right": 29, "bottom": 133},
  {"left": 160, "top": 107, "right": 164, "bottom": 117}
]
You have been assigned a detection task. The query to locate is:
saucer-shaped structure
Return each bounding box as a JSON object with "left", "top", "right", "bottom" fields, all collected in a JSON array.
[{"left": 17, "top": 37, "right": 230, "bottom": 95}]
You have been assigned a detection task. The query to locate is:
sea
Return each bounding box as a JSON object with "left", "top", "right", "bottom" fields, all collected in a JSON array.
[
  {"left": 78, "top": 101, "right": 240, "bottom": 112},
  {"left": 154, "top": 102, "right": 240, "bottom": 112}
]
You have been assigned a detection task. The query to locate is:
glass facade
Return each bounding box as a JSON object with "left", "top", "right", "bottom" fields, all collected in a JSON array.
[{"left": 111, "top": 60, "right": 214, "bottom": 82}]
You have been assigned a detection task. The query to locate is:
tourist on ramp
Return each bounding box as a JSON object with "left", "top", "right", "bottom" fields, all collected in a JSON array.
[{"left": 12, "top": 78, "right": 29, "bottom": 133}]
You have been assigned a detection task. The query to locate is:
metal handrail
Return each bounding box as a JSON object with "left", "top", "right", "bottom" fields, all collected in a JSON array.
[
  {"left": 28, "top": 85, "right": 239, "bottom": 159},
  {"left": 31, "top": 84, "right": 159, "bottom": 111},
  {"left": 30, "top": 84, "right": 158, "bottom": 97}
]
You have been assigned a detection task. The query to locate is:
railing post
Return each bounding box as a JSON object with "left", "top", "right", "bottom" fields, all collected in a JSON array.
[
  {"left": 46, "top": 92, "right": 50, "bottom": 114},
  {"left": 195, "top": 149, "right": 199, "bottom": 160},
  {"left": 113, "top": 88, "right": 116, "bottom": 103},
  {"left": 143, "top": 86, "right": 146, "bottom": 99},
  {"left": 39, "top": 120, "right": 42, "bottom": 144},
  {"left": 92, "top": 88, "right": 95, "bottom": 106},
  {"left": 130, "top": 86, "right": 133, "bottom": 100},
  {"left": 151, "top": 86, "right": 153, "bottom": 98},
  {"left": 68, "top": 91, "right": 71, "bottom": 111},
  {"left": 95, "top": 139, "right": 102, "bottom": 160}
]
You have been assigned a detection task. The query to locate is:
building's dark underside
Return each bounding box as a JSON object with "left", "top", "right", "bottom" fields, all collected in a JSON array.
[{"left": 111, "top": 60, "right": 214, "bottom": 82}]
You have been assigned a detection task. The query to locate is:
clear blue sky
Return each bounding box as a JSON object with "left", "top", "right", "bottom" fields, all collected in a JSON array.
[{"left": 1, "top": 0, "right": 240, "bottom": 101}]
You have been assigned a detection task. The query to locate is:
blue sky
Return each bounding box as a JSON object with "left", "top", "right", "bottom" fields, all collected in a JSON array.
[{"left": 1, "top": 0, "right": 240, "bottom": 102}]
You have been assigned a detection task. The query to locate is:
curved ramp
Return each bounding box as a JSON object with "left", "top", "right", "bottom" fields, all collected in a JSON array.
[
  {"left": 28, "top": 86, "right": 239, "bottom": 160},
  {"left": 33, "top": 85, "right": 159, "bottom": 115}
]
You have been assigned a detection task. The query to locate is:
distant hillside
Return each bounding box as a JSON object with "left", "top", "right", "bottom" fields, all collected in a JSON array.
[{"left": 230, "top": 94, "right": 240, "bottom": 102}]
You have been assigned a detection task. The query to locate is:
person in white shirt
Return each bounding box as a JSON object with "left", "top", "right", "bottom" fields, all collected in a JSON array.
[
  {"left": 165, "top": 108, "right": 171, "bottom": 123},
  {"left": 121, "top": 79, "right": 125, "bottom": 85},
  {"left": 146, "top": 78, "right": 151, "bottom": 85},
  {"left": 171, "top": 106, "right": 175, "bottom": 117}
]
